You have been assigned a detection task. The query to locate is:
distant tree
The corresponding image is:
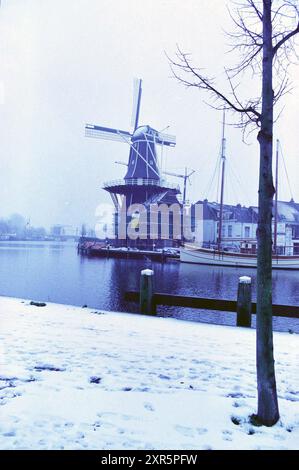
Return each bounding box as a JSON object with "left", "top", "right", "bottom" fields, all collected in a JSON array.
[
  {"left": 7, "top": 213, "right": 26, "bottom": 237},
  {"left": 168, "top": 0, "right": 299, "bottom": 426},
  {"left": 0, "top": 218, "right": 9, "bottom": 234}
]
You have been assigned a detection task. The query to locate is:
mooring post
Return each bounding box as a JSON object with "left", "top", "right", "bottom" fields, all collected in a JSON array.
[
  {"left": 237, "top": 276, "right": 252, "bottom": 327},
  {"left": 140, "top": 269, "right": 156, "bottom": 315}
]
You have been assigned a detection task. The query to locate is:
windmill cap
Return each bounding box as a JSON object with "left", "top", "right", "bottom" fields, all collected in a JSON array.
[{"left": 132, "top": 125, "right": 157, "bottom": 142}]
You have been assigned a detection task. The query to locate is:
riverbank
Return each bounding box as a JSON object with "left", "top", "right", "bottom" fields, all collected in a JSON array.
[{"left": 0, "top": 296, "right": 298, "bottom": 450}]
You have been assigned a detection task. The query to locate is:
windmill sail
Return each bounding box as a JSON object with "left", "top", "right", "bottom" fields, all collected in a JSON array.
[
  {"left": 131, "top": 78, "right": 142, "bottom": 131},
  {"left": 85, "top": 79, "right": 178, "bottom": 198},
  {"left": 155, "top": 131, "right": 176, "bottom": 147},
  {"left": 85, "top": 124, "right": 132, "bottom": 143}
]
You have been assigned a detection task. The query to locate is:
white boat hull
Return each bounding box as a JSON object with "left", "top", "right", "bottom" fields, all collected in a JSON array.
[{"left": 180, "top": 246, "right": 299, "bottom": 270}]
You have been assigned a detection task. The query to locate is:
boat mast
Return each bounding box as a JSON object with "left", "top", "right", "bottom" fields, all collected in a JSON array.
[
  {"left": 274, "top": 139, "right": 279, "bottom": 254},
  {"left": 218, "top": 110, "right": 226, "bottom": 251}
]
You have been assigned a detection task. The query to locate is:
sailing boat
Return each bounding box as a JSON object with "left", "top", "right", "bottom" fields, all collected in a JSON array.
[{"left": 180, "top": 116, "right": 299, "bottom": 270}]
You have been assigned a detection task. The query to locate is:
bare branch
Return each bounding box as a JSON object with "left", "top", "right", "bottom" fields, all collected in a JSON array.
[
  {"left": 247, "top": 0, "right": 263, "bottom": 21},
  {"left": 167, "top": 0, "right": 298, "bottom": 139},
  {"left": 272, "top": 21, "right": 299, "bottom": 56},
  {"left": 167, "top": 46, "right": 261, "bottom": 125}
]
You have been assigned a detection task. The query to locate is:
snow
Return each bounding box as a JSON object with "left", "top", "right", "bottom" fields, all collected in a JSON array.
[
  {"left": 239, "top": 276, "right": 251, "bottom": 284},
  {"left": 141, "top": 269, "right": 154, "bottom": 276},
  {"left": 0, "top": 296, "right": 298, "bottom": 450}
]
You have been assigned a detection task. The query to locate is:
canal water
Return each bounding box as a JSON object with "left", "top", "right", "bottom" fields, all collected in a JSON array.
[{"left": 0, "top": 241, "right": 298, "bottom": 333}]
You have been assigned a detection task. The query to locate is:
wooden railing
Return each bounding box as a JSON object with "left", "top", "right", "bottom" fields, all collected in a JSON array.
[{"left": 124, "top": 291, "right": 299, "bottom": 319}]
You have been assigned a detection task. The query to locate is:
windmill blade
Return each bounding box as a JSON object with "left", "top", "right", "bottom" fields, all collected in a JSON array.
[
  {"left": 187, "top": 169, "right": 195, "bottom": 180},
  {"left": 155, "top": 131, "right": 176, "bottom": 147},
  {"left": 187, "top": 169, "right": 195, "bottom": 186},
  {"left": 163, "top": 171, "right": 185, "bottom": 178},
  {"left": 131, "top": 78, "right": 142, "bottom": 131},
  {"left": 85, "top": 124, "right": 132, "bottom": 143}
]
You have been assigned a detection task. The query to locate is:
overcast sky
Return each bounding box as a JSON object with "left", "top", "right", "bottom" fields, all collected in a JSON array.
[{"left": 0, "top": 0, "right": 298, "bottom": 229}]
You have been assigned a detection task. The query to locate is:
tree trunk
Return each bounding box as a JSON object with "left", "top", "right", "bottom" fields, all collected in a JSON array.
[{"left": 256, "top": 0, "right": 279, "bottom": 426}]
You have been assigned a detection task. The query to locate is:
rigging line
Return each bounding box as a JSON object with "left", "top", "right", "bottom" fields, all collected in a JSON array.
[
  {"left": 203, "top": 140, "right": 222, "bottom": 199},
  {"left": 205, "top": 153, "right": 221, "bottom": 201},
  {"left": 204, "top": 167, "right": 215, "bottom": 200},
  {"left": 216, "top": 152, "right": 222, "bottom": 204},
  {"left": 195, "top": 154, "right": 217, "bottom": 172},
  {"left": 279, "top": 141, "right": 294, "bottom": 201},
  {"left": 204, "top": 145, "right": 222, "bottom": 201},
  {"left": 216, "top": 152, "right": 222, "bottom": 203},
  {"left": 226, "top": 159, "right": 251, "bottom": 205},
  {"left": 227, "top": 163, "right": 242, "bottom": 206},
  {"left": 216, "top": 137, "right": 224, "bottom": 203}
]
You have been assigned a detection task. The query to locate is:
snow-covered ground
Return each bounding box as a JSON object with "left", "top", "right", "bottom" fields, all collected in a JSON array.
[{"left": 0, "top": 296, "right": 298, "bottom": 450}]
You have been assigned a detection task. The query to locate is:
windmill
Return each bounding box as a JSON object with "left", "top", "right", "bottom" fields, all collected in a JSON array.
[
  {"left": 85, "top": 78, "right": 180, "bottom": 247},
  {"left": 85, "top": 78, "right": 178, "bottom": 208}
]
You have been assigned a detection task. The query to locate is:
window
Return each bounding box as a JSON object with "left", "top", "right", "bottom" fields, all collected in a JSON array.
[
  {"left": 245, "top": 226, "right": 250, "bottom": 238},
  {"left": 228, "top": 225, "right": 232, "bottom": 237}
]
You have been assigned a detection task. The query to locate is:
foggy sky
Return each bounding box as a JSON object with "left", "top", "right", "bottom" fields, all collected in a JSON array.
[{"left": 0, "top": 0, "right": 298, "bottom": 229}]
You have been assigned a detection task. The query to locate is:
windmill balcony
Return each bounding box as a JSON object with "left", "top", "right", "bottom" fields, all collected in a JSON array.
[{"left": 103, "top": 178, "right": 180, "bottom": 192}]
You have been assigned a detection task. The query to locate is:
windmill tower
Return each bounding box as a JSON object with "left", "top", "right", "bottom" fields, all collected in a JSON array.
[{"left": 85, "top": 79, "right": 181, "bottom": 248}]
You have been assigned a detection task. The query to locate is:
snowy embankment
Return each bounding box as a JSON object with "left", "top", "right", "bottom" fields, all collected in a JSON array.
[{"left": 0, "top": 296, "right": 298, "bottom": 450}]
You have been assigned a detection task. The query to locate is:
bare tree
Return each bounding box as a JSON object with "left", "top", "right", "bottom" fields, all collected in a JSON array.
[{"left": 168, "top": 0, "right": 299, "bottom": 426}]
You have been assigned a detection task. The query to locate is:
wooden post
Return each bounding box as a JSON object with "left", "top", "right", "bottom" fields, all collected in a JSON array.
[
  {"left": 237, "top": 276, "right": 252, "bottom": 327},
  {"left": 140, "top": 269, "right": 155, "bottom": 315}
]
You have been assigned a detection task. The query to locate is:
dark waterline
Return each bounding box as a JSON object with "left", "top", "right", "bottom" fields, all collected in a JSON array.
[{"left": 0, "top": 241, "right": 298, "bottom": 333}]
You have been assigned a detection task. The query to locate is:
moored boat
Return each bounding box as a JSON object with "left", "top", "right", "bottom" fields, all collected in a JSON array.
[
  {"left": 181, "top": 112, "right": 299, "bottom": 270},
  {"left": 180, "top": 245, "right": 299, "bottom": 270}
]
